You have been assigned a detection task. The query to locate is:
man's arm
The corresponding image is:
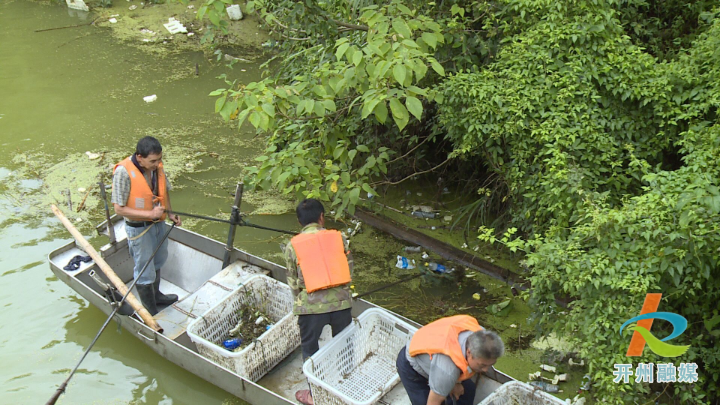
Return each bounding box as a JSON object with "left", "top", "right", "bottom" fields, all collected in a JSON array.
[
  {"left": 342, "top": 235, "right": 354, "bottom": 275},
  {"left": 113, "top": 203, "right": 164, "bottom": 221},
  {"left": 284, "top": 245, "right": 301, "bottom": 298},
  {"left": 426, "top": 391, "right": 446, "bottom": 405},
  {"left": 165, "top": 190, "right": 181, "bottom": 226}
]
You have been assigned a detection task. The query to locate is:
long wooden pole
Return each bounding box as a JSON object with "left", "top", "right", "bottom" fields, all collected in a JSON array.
[{"left": 50, "top": 204, "right": 162, "bottom": 332}]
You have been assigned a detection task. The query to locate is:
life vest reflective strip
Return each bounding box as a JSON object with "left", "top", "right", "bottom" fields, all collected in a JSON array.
[
  {"left": 113, "top": 157, "right": 167, "bottom": 222},
  {"left": 290, "top": 230, "right": 351, "bottom": 293},
  {"left": 408, "top": 315, "right": 483, "bottom": 382}
]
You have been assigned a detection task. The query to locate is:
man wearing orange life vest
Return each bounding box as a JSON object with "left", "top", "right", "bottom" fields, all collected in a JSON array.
[
  {"left": 397, "top": 315, "right": 504, "bottom": 405},
  {"left": 111, "top": 136, "right": 181, "bottom": 316},
  {"left": 285, "top": 199, "right": 353, "bottom": 405}
]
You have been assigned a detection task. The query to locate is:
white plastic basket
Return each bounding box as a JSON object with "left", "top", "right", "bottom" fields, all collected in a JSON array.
[
  {"left": 302, "top": 308, "right": 418, "bottom": 405},
  {"left": 478, "top": 381, "right": 565, "bottom": 405},
  {"left": 187, "top": 275, "right": 300, "bottom": 382}
]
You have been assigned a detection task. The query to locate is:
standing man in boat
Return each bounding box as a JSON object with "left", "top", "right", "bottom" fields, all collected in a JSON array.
[
  {"left": 112, "top": 136, "right": 181, "bottom": 315},
  {"left": 285, "top": 198, "right": 353, "bottom": 405},
  {"left": 396, "top": 315, "right": 504, "bottom": 405}
]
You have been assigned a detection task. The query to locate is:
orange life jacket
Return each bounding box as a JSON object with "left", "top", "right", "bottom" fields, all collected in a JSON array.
[
  {"left": 408, "top": 315, "right": 483, "bottom": 382},
  {"left": 113, "top": 157, "right": 167, "bottom": 222},
  {"left": 290, "top": 229, "right": 351, "bottom": 293}
]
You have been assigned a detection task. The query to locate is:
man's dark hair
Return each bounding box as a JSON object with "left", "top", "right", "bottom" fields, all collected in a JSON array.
[
  {"left": 136, "top": 136, "right": 163, "bottom": 157},
  {"left": 296, "top": 199, "right": 325, "bottom": 226}
]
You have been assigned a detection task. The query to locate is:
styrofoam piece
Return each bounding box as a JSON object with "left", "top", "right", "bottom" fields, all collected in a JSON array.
[
  {"left": 143, "top": 94, "right": 157, "bottom": 103},
  {"left": 226, "top": 4, "right": 243, "bottom": 21},
  {"left": 303, "top": 308, "right": 418, "bottom": 405},
  {"left": 109, "top": 18, "right": 117, "bottom": 23},
  {"left": 66, "top": 0, "right": 89, "bottom": 12},
  {"left": 187, "top": 275, "right": 300, "bottom": 382},
  {"left": 163, "top": 18, "right": 187, "bottom": 34},
  {"left": 477, "top": 381, "right": 565, "bottom": 405}
]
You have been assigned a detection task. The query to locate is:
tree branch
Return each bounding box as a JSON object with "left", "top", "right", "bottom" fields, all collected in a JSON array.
[
  {"left": 386, "top": 136, "right": 434, "bottom": 165},
  {"left": 330, "top": 18, "right": 368, "bottom": 31},
  {"left": 373, "top": 157, "right": 453, "bottom": 186}
]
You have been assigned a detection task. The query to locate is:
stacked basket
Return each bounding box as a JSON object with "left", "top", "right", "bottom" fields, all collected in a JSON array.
[
  {"left": 187, "top": 275, "right": 300, "bottom": 382},
  {"left": 478, "top": 381, "right": 565, "bottom": 405},
  {"left": 303, "top": 308, "right": 418, "bottom": 405}
]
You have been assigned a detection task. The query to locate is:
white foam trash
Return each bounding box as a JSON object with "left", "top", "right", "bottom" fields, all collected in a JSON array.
[
  {"left": 226, "top": 4, "right": 243, "bottom": 21},
  {"left": 143, "top": 94, "right": 157, "bottom": 103},
  {"left": 66, "top": 0, "right": 89, "bottom": 12},
  {"left": 163, "top": 18, "right": 188, "bottom": 34}
]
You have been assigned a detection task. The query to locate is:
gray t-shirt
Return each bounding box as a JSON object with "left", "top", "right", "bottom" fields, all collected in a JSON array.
[
  {"left": 406, "top": 330, "right": 474, "bottom": 397},
  {"left": 111, "top": 163, "right": 171, "bottom": 219}
]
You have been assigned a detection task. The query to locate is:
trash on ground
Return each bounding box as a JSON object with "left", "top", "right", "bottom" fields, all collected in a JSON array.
[
  {"left": 226, "top": 4, "right": 243, "bottom": 21},
  {"left": 163, "top": 17, "right": 188, "bottom": 34},
  {"left": 66, "top": 0, "right": 89, "bottom": 12},
  {"left": 411, "top": 211, "right": 436, "bottom": 219},
  {"left": 426, "top": 262, "right": 447, "bottom": 273},
  {"left": 224, "top": 54, "right": 252, "bottom": 63},
  {"left": 528, "top": 380, "right": 561, "bottom": 393},
  {"left": 403, "top": 246, "right": 422, "bottom": 252},
  {"left": 395, "top": 256, "right": 416, "bottom": 269},
  {"left": 143, "top": 94, "right": 157, "bottom": 103},
  {"left": 109, "top": 18, "right": 117, "bottom": 23},
  {"left": 411, "top": 205, "right": 434, "bottom": 213},
  {"left": 85, "top": 151, "right": 101, "bottom": 160},
  {"left": 129, "top": 4, "right": 137, "bottom": 10},
  {"left": 540, "top": 364, "right": 557, "bottom": 373},
  {"left": 443, "top": 215, "right": 453, "bottom": 222},
  {"left": 568, "top": 357, "right": 585, "bottom": 366},
  {"left": 487, "top": 298, "right": 512, "bottom": 316},
  {"left": 421, "top": 252, "right": 429, "bottom": 259},
  {"left": 579, "top": 374, "right": 591, "bottom": 391}
]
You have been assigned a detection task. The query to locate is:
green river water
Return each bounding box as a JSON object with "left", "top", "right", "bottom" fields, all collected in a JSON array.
[
  {"left": 0, "top": 1, "right": 585, "bottom": 403},
  {"left": 0, "top": 1, "right": 275, "bottom": 403}
]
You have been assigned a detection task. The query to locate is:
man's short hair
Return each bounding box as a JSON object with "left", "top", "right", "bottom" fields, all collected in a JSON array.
[
  {"left": 296, "top": 199, "right": 325, "bottom": 226},
  {"left": 467, "top": 329, "right": 504, "bottom": 360},
  {"left": 136, "top": 136, "right": 163, "bottom": 157}
]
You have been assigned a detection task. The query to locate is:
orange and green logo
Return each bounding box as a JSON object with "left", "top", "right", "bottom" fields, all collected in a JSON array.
[{"left": 619, "top": 293, "right": 690, "bottom": 358}]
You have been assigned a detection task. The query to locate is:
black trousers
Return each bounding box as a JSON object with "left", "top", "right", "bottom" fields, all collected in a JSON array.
[
  {"left": 396, "top": 346, "right": 477, "bottom": 405},
  {"left": 297, "top": 308, "right": 352, "bottom": 359}
]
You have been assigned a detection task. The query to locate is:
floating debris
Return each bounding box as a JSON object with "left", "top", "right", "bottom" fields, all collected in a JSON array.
[{"left": 163, "top": 17, "right": 188, "bottom": 34}]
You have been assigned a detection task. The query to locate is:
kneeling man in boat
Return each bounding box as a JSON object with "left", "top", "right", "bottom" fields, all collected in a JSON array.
[
  {"left": 112, "top": 136, "right": 181, "bottom": 315},
  {"left": 397, "top": 315, "right": 504, "bottom": 405},
  {"left": 285, "top": 199, "right": 353, "bottom": 405}
]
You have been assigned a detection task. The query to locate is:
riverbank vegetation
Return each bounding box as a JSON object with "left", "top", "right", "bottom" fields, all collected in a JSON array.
[{"left": 207, "top": 1, "right": 720, "bottom": 403}]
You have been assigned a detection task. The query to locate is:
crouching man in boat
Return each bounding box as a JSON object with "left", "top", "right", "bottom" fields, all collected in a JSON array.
[
  {"left": 112, "top": 136, "right": 181, "bottom": 315},
  {"left": 397, "top": 315, "right": 504, "bottom": 405},
  {"left": 285, "top": 199, "right": 353, "bottom": 405}
]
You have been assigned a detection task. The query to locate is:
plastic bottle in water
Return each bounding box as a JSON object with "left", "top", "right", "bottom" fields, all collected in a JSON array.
[
  {"left": 427, "top": 262, "right": 447, "bottom": 273},
  {"left": 411, "top": 211, "right": 437, "bottom": 219},
  {"left": 223, "top": 337, "right": 243, "bottom": 350},
  {"left": 528, "top": 381, "right": 560, "bottom": 393},
  {"left": 395, "top": 256, "right": 416, "bottom": 269}
]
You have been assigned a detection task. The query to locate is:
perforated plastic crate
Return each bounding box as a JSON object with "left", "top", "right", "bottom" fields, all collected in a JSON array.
[
  {"left": 302, "top": 308, "right": 418, "bottom": 405},
  {"left": 187, "top": 275, "right": 300, "bottom": 382},
  {"left": 478, "top": 381, "right": 565, "bottom": 405}
]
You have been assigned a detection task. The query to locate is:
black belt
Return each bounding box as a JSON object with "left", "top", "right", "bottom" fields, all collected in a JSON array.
[{"left": 125, "top": 220, "right": 154, "bottom": 228}]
